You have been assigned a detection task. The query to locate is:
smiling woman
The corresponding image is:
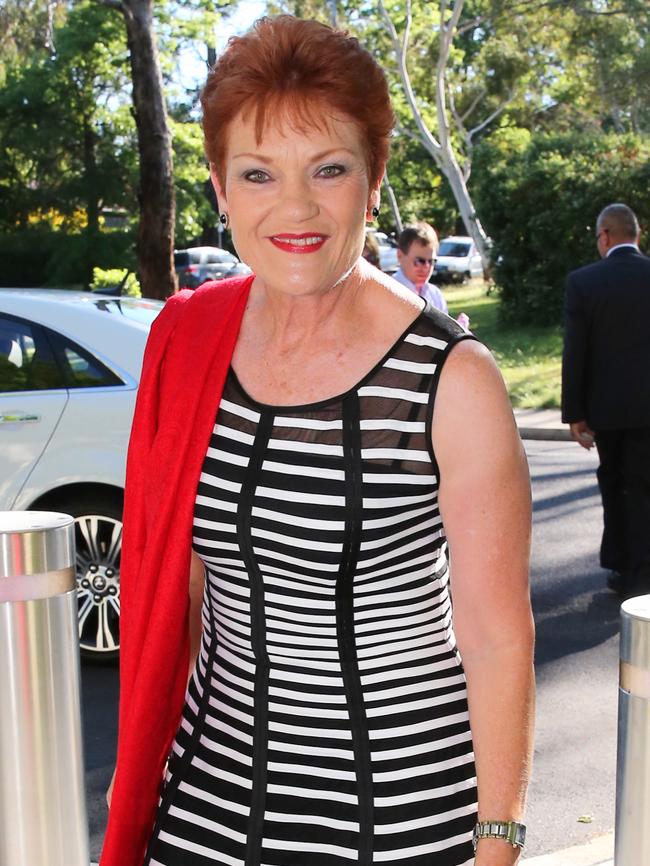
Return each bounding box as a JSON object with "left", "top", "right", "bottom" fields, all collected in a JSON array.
[{"left": 101, "top": 15, "right": 534, "bottom": 866}]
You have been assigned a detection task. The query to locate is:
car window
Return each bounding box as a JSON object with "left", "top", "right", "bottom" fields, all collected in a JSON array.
[
  {"left": 206, "top": 251, "right": 236, "bottom": 264},
  {"left": 0, "top": 315, "right": 65, "bottom": 393},
  {"left": 174, "top": 251, "right": 189, "bottom": 268},
  {"left": 438, "top": 241, "right": 470, "bottom": 257},
  {"left": 48, "top": 331, "right": 123, "bottom": 389}
]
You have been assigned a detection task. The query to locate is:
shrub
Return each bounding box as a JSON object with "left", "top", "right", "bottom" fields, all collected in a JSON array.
[
  {"left": 90, "top": 267, "right": 141, "bottom": 297},
  {"left": 0, "top": 228, "right": 136, "bottom": 288},
  {"left": 473, "top": 130, "right": 650, "bottom": 325}
]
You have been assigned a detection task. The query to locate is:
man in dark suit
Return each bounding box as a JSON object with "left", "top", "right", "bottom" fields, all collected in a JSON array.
[{"left": 562, "top": 203, "right": 650, "bottom": 599}]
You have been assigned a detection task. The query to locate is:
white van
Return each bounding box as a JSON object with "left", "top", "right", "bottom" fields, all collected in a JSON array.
[{"left": 434, "top": 236, "right": 484, "bottom": 282}]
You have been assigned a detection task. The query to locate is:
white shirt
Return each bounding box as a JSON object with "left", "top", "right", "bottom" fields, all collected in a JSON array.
[
  {"left": 391, "top": 268, "right": 448, "bottom": 314},
  {"left": 606, "top": 243, "right": 640, "bottom": 257}
]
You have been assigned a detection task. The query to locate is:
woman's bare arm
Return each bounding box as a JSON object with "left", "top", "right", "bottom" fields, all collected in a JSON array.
[
  {"left": 188, "top": 549, "right": 206, "bottom": 680},
  {"left": 433, "top": 340, "right": 535, "bottom": 866}
]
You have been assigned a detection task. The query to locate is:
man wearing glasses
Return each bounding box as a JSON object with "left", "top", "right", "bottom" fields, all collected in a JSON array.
[
  {"left": 392, "top": 222, "right": 448, "bottom": 313},
  {"left": 562, "top": 203, "right": 650, "bottom": 600}
]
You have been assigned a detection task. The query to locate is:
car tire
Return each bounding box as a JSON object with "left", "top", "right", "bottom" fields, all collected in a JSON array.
[{"left": 47, "top": 493, "right": 123, "bottom": 663}]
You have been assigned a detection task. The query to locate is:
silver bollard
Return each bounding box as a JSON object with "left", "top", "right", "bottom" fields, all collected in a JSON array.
[
  {"left": 0, "top": 511, "right": 89, "bottom": 866},
  {"left": 615, "top": 593, "right": 650, "bottom": 866}
]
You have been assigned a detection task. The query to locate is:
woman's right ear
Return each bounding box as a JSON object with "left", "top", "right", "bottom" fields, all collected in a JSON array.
[{"left": 209, "top": 164, "right": 226, "bottom": 207}]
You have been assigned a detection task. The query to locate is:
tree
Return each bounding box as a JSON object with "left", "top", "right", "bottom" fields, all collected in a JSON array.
[
  {"left": 96, "top": 0, "right": 176, "bottom": 298},
  {"left": 0, "top": 1, "right": 136, "bottom": 286}
]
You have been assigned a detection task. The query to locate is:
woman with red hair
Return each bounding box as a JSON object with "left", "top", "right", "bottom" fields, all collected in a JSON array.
[{"left": 102, "top": 16, "right": 534, "bottom": 866}]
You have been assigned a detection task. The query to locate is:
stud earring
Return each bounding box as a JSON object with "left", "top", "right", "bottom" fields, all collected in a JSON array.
[
  {"left": 371, "top": 206, "right": 380, "bottom": 219},
  {"left": 219, "top": 213, "right": 229, "bottom": 228}
]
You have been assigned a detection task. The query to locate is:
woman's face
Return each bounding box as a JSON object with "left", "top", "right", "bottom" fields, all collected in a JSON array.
[{"left": 212, "top": 107, "right": 380, "bottom": 298}]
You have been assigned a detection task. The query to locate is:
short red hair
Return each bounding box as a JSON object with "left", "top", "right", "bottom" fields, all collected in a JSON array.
[{"left": 201, "top": 16, "right": 394, "bottom": 186}]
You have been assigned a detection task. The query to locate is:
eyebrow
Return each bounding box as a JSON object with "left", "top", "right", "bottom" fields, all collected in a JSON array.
[{"left": 231, "top": 147, "right": 357, "bottom": 162}]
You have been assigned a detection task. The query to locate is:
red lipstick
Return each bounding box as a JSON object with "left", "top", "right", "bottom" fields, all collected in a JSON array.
[{"left": 269, "top": 233, "right": 328, "bottom": 254}]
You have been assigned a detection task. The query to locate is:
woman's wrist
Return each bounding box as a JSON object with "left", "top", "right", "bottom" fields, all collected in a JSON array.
[{"left": 473, "top": 836, "right": 522, "bottom": 865}]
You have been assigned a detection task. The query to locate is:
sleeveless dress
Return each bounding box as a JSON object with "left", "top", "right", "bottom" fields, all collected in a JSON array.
[{"left": 145, "top": 304, "right": 478, "bottom": 866}]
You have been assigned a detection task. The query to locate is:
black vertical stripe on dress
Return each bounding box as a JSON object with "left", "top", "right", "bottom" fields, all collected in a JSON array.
[
  {"left": 238, "top": 412, "right": 274, "bottom": 866},
  {"left": 337, "top": 392, "right": 373, "bottom": 865}
]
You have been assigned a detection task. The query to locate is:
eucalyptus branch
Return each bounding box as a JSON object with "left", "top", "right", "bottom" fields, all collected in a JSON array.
[
  {"left": 461, "top": 88, "right": 487, "bottom": 124},
  {"left": 447, "top": 83, "right": 464, "bottom": 139},
  {"left": 467, "top": 90, "right": 516, "bottom": 142},
  {"left": 456, "top": 14, "right": 484, "bottom": 35},
  {"left": 378, "top": 0, "right": 442, "bottom": 155},
  {"left": 394, "top": 121, "right": 426, "bottom": 148},
  {"left": 447, "top": 82, "right": 472, "bottom": 181},
  {"left": 435, "top": 0, "right": 465, "bottom": 154}
]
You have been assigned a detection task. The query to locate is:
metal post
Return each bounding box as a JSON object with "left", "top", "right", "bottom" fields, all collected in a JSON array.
[
  {"left": 615, "top": 594, "right": 650, "bottom": 865},
  {"left": 0, "top": 511, "right": 89, "bottom": 866}
]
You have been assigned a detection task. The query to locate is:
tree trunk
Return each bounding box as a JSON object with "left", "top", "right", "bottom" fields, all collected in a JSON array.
[
  {"left": 382, "top": 171, "right": 403, "bottom": 235},
  {"left": 435, "top": 145, "right": 491, "bottom": 271},
  {"left": 82, "top": 112, "right": 100, "bottom": 291},
  {"left": 379, "top": 0, "right": 492, "bottom": 274},
  {"left": 122, "top": 0, "right": 176, "bottom": 299}
]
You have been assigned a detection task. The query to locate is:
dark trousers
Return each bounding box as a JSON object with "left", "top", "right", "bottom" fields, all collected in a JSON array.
[{"left": 596, "top": 427, "right": 650, "bottom": 594}]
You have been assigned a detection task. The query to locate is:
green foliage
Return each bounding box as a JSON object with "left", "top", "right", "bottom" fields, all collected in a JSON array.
[
  {"left": 91, "top": 267, "right": 141, "bottom": 297},
  {"left": 446, "top": 282, "right": 562, "bottom": 409},
  {"left": 170, "top": 113, "right": 217, "bottom": 247},
  {"left": 0, "top": 2, "right": 135, "bottom": 231},
  {"left": 0, "top": 228, "right": 135, "bottom": 288},
  {"left": 473, "top": 129, "right": 650, "bottom": 325}
]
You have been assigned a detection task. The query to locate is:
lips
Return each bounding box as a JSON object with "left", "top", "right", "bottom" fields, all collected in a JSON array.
[{"left": 269, "top": 233, "right": 328, "bottom": 254}]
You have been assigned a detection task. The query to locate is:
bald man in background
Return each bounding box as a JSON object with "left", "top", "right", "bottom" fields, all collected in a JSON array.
[{"left": 562, "top": 203, "right": 650, "bottom": 599}]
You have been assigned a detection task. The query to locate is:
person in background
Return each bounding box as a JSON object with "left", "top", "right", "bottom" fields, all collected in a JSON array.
[
  {"left": 562, "top": 203, "right": 650, "bottom": 600},
  {"left": 362, "top": 229, "right": 381, "bottom": 267},
  {"left": 392, "top": 221, "right": 448, "bottom": 313}
]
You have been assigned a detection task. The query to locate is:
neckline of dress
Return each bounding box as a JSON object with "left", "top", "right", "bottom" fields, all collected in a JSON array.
[{"left": 229, "top": 301, "right": 428, "bottom": 414}]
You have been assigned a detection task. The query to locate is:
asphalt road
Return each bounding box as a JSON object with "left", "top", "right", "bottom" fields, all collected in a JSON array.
[{"left": 82, "top": 439, "right": 618, "bottom": 862}]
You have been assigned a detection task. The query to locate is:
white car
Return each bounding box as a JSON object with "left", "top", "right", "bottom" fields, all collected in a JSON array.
[
  {"left": 433, "top": 236, "right": 484, "bottom": 282},
  {"left": 0, "top": 289, "right": 163, "bottom": 660},
  {"left": 366, "top": 229, "right": 399, "bottom": 274}
]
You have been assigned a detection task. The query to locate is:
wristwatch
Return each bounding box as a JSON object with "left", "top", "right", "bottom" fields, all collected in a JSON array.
[{"left": 472, "top": 820, "right": 526, "bottom": 851}]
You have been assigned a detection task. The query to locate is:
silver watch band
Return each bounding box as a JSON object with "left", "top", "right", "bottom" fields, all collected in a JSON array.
[{"left": 472, "top": 820, "right": 527, "bottom": 851}]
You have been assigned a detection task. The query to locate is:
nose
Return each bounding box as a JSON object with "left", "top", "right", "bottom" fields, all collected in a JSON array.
[{"left": 276, "top": 173, "right": 320, "bottom": 224}]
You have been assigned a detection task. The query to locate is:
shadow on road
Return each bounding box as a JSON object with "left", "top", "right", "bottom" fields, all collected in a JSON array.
[{"left": 532, "top": 575, "right": 620, "bottom": 673}]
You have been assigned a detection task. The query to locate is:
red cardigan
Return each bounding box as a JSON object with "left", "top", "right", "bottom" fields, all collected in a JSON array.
[{"left": 100, "top": 276, "right": 252, "bottom": 866}]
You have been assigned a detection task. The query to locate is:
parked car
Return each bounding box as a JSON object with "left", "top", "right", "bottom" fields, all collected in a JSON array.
[
  {"left": 433, "top": 236, "right": 484, "bottom": 282},
  {"left": 0, "top": 289, "right": 164, "bottom": 661},
  {"left": 366, "top": 229, "right": 399, "bottom": 274},
  {"left": 174, "top": 246, "right": 252, "bottom": 289}
]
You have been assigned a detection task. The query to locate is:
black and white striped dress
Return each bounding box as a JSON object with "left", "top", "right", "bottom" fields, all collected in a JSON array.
[{"left": 145, "top": 304, "right": 478, "bottom": 866}]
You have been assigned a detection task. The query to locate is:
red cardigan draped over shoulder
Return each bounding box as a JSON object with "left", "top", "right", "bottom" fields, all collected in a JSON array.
[{"left": 100, "top": 276, "right": 252, "bottom": 866}]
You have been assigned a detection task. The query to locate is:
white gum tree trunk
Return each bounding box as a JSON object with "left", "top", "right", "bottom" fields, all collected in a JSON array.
[{"left": 379, "top": 0, "right": 492, "bottom": 272}]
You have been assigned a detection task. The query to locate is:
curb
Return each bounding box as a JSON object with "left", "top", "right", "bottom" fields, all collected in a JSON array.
[
  {"left": 522, "top": 832, "right": 614, "bottom": 866},
  {"left": 518, "top": 426, "right": 571, "bottom": 441}
]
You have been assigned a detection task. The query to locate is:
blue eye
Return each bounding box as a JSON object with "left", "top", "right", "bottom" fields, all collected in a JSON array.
[
  {"left": 244, "top": 170, "right": 270, "bottom": 184},
  {"left": 318, "top": 164, "right": 345, "bottom": 178}
]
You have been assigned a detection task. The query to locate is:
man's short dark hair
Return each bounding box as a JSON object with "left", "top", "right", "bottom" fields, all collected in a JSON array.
[
  {"left": 398, "top": 222, "right": 439, "bottom": 254},
  {"left": 597, "top": 204, "right": 640, "bottom": 241}
]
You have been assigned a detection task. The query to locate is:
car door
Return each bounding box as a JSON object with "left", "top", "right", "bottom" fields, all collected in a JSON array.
[{"left": 0, "top": 314, "right": 68, "bottom": 509}]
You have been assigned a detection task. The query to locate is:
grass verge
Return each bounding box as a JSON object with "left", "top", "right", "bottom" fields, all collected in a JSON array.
[{"left": 445, "top": 280, "right": 563, "bottom": 409}]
